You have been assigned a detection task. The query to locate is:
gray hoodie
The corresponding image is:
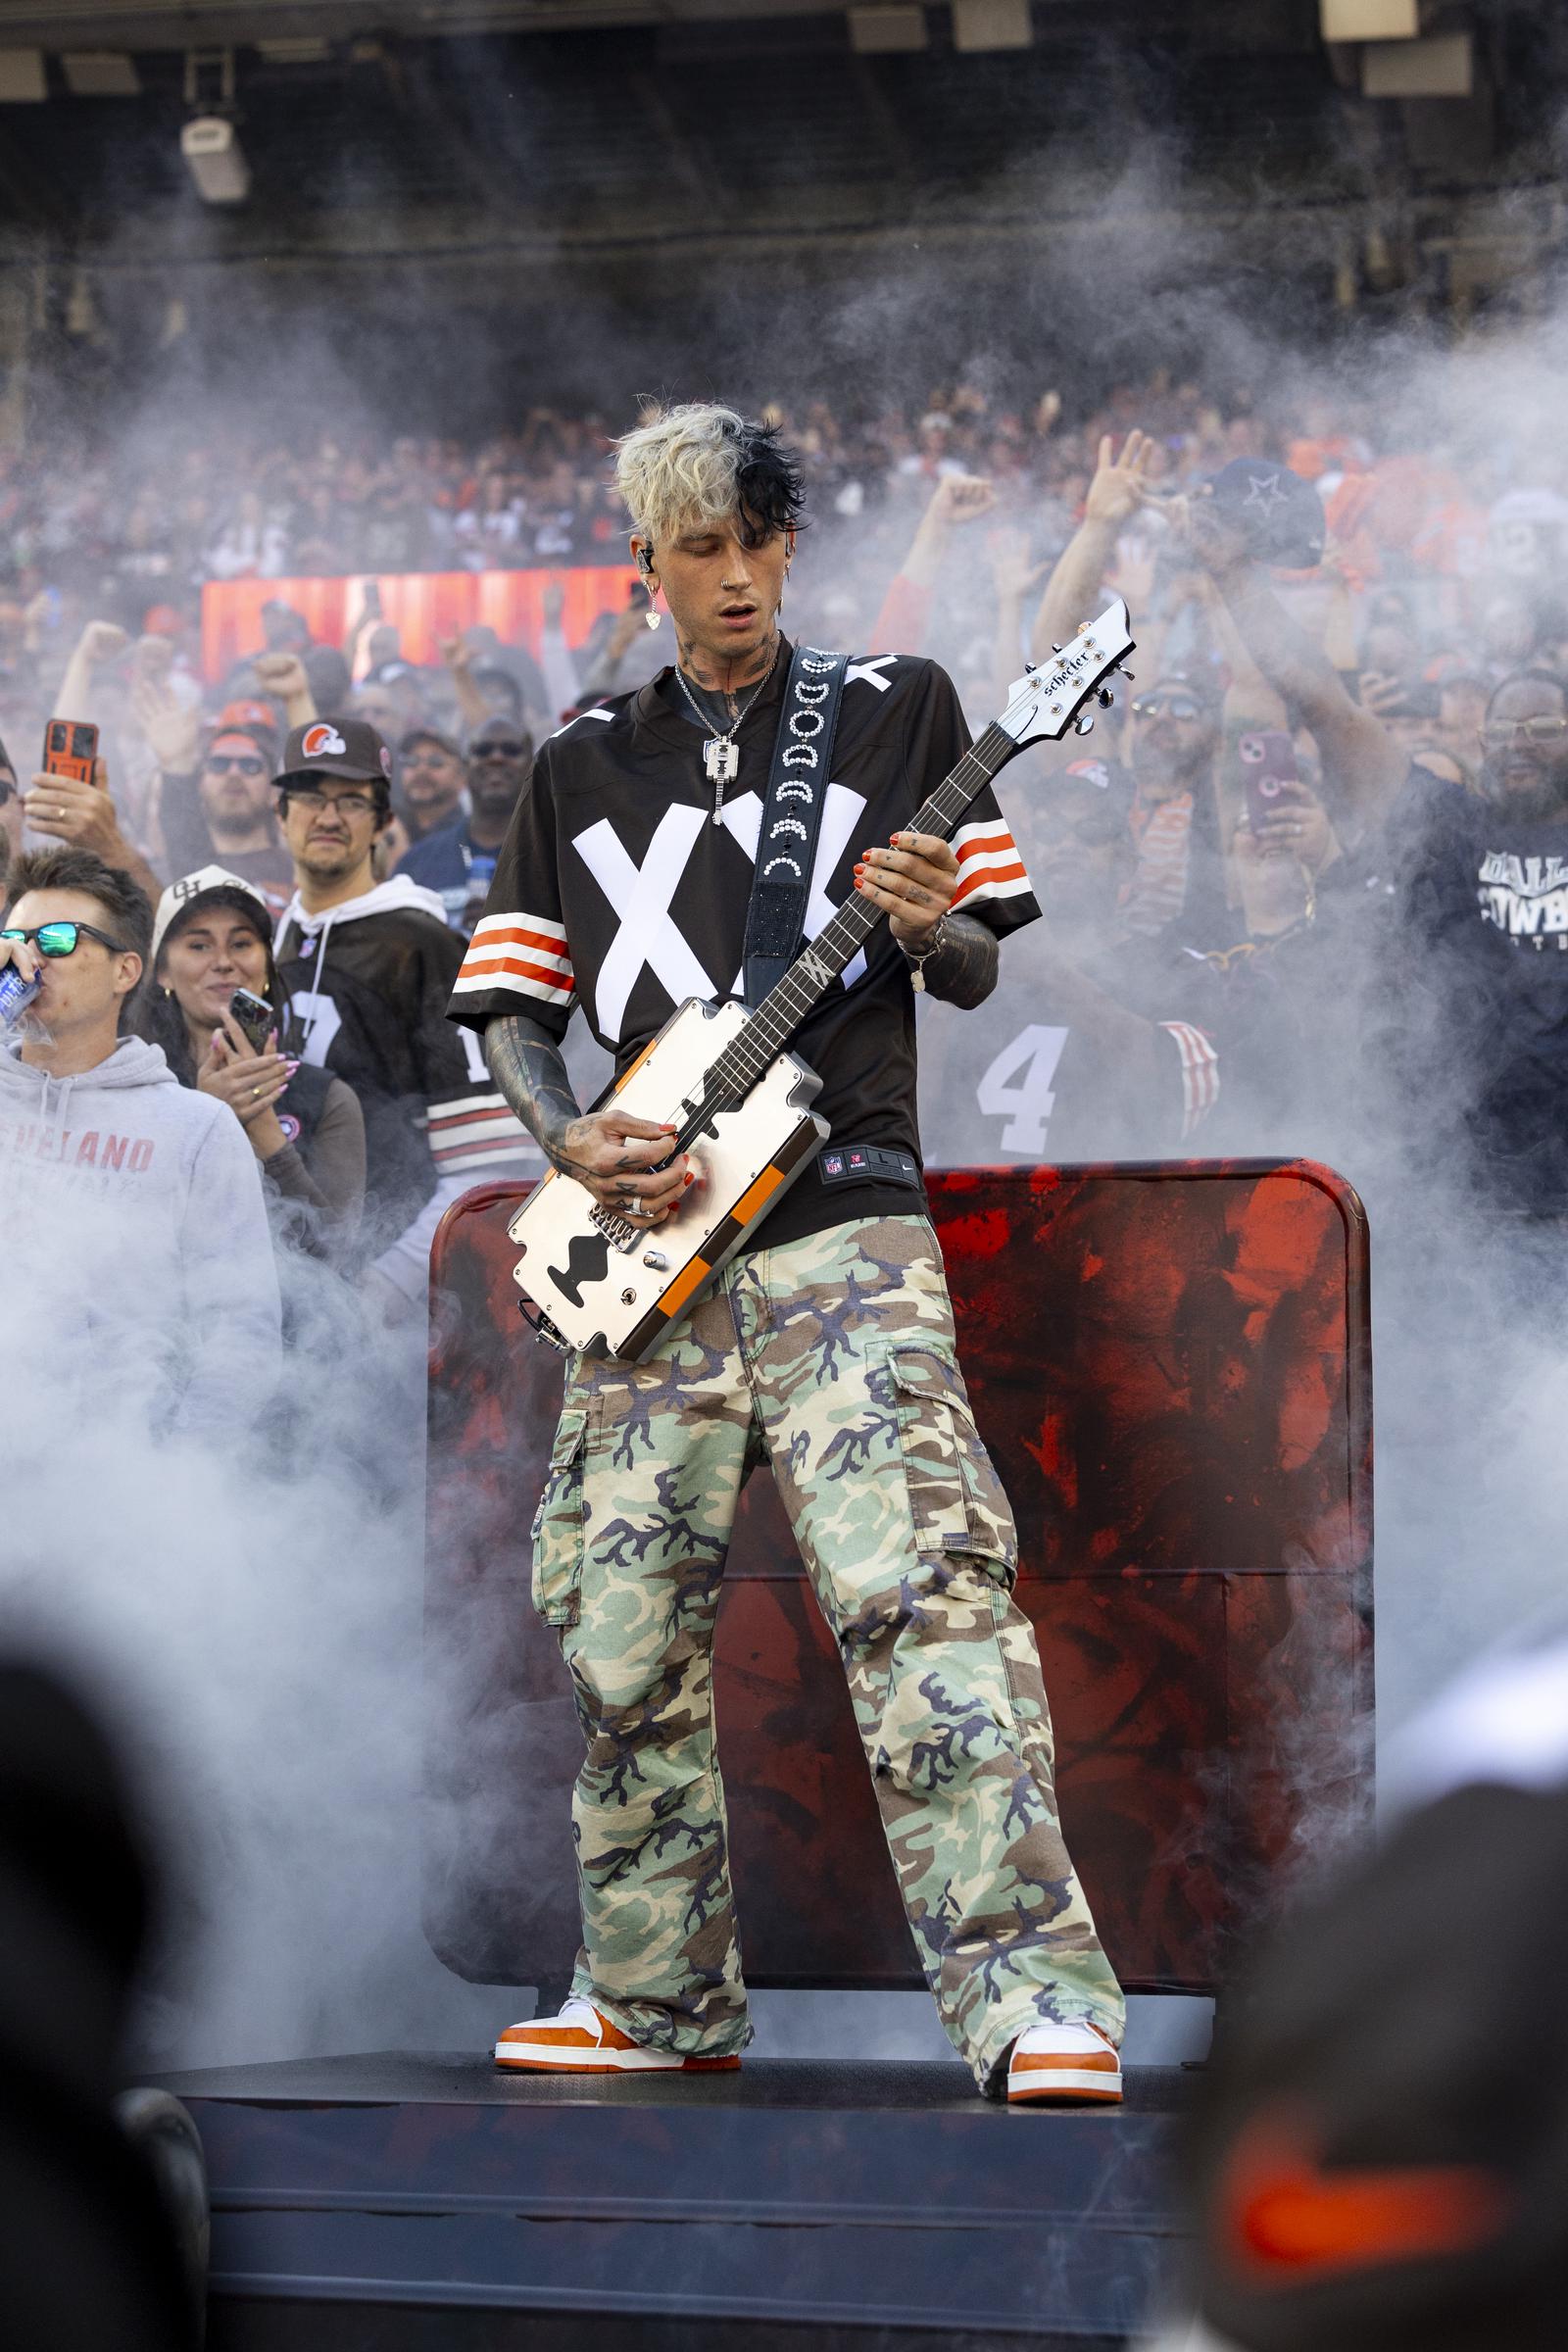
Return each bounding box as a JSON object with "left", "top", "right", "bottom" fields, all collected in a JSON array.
[{"left": 0, "top": 1035, "right": 281, "bottom": 1437}]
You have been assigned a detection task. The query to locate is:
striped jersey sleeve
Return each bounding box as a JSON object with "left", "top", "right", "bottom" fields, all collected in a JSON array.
[
  {"left": 422, "top": 1089, "right": 544, "bottom": 1180},
  {"left": 452, "top": 912, "right": 574, "bottom": 1012},
  {"left": 951, "top": 815, "right": 1032, "bottom": 914},
  {"left": 446, "top": 757, "right": 576, "bottom": 1041}
]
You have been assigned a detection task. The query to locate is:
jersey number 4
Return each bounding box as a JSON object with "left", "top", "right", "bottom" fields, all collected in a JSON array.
[{"left": 976, "top": 1024, "right": 1069, "bottom": 1155}]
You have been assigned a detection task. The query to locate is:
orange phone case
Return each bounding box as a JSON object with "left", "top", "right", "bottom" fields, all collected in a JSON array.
[{"left": 43, "top": 718, "right": 99, "bottom": 785}]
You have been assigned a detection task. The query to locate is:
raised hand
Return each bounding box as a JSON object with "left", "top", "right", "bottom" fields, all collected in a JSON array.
[{"left": 1084, "top": 430, "right": 1161, "bottom": 531}]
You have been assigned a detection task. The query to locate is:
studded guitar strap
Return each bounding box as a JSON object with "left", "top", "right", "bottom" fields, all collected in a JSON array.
[{"left": 741, "top": 642, "right": 850, "bottom": 1008}]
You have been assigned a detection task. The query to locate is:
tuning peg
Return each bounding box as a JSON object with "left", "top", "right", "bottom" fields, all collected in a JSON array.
[
  {"left": 1120, "top": 668, "right": 1135, "bottom": 683},
  {"left": 1074, "top": 711, "right": 1095, "bottom": 736},
  {"left": 1051, "top": 643, "right": 1063, "bottom": 655},
  {"left": 1097, "top": 687, "right": 1115, "bottom": 709}
]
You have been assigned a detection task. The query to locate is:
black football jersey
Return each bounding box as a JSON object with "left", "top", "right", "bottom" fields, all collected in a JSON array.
[
  {"left": 277, "top": 891, "right": 537, "bottom": 1261},
  {"left": 447, "top": 643, "right": 1040, "bottom": 1247}
]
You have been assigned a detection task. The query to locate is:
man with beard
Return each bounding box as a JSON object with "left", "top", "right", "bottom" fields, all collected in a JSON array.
[
  {"left": 1184, "top": 500, "right": 1568, "bottom": 1212},
  {"left": 272, "top": 716, "right": 537, "bottom": 1314},
  {"left": 394, "top": 726, "right": 468, "bottom": 848},
  {"left": 398, "top": 716, "right": 533, "bottom": 935}
]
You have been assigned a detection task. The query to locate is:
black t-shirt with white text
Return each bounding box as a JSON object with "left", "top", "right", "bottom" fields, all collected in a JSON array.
[
  {"left": 1386, "top": 768, "right": 1568, "bottom": 1211},
  {"left": 447, "top": 643, "right": 1040, "bottom": 1248}
]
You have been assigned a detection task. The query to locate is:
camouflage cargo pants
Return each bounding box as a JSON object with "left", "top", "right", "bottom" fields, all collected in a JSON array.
[{"left": 530, "top": 1211, "right": 1124, "bottom": 2093}]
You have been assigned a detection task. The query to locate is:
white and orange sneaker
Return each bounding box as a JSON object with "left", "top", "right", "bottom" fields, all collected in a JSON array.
[
  {"left": 493, "top": 1998, "right": 742, "bottom": 2076},
  {"left": 1005, "top": 2019, "right": 1122, "bottom": 2105}
]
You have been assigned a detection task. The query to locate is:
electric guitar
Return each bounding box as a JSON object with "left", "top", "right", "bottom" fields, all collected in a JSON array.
[{"left": 510, "top": 599, "right": 1136, "bottom": 1360}]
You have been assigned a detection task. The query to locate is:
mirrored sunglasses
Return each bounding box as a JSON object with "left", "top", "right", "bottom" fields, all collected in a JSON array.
[{"left": 2, "top": 919, "right": 131, "bottom": 957}]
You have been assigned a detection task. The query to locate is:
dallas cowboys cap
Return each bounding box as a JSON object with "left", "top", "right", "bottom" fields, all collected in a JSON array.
[
  {"left": 151, "top": 863, "right": 272, "bottom": 965},
  {"left": 1210, "top": 459, "right": 1326, "bottom": 571},
  {"left": 274, "top": 715, "right": 394, "bottom": 791}
]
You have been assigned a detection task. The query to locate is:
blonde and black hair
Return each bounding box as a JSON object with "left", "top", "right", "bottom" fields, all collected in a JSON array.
[{"left": 613, "top": 402, "right": 807, "bottom": 554}]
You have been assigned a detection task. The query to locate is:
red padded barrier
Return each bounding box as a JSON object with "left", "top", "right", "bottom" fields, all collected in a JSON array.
[{"left": 424, "top": 1162, "right": 1372, "bottom": 1995}]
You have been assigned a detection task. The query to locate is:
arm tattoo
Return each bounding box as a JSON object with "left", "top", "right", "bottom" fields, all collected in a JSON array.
[
  {"left": 916, "top": 912, "right": 999, "bottom": 1010},
  {"left": 484, "top": 1011, "right": 587, "bottom": 1173}
]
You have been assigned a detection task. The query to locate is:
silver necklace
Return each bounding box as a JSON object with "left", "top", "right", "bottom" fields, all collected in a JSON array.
[{"left": 674, "top": 645, "right": 779, "bottom": 824}]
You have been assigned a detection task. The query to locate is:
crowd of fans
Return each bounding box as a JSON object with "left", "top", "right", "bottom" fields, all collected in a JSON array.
[{"left": 4, "top": 368, "right": 1568, "bottom": 1424}]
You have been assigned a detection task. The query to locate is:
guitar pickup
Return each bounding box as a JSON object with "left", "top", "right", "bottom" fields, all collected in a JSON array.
[{"left": 588, "top": 1203, "right": 641, "bottom": 1254}]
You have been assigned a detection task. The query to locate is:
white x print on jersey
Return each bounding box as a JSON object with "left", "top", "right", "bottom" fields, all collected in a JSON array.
[{"left": 570, "top": 785, "right": 871, "bottom": 1037}]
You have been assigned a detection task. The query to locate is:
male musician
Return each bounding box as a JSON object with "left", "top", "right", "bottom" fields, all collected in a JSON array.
[{"left": 448, "top": 402, "right": 1125, "bottom": 2104}]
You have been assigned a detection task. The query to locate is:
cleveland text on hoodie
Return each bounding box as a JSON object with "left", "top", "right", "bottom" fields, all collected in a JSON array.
[{"left": 0, "top": 1034, "right": 282, "bottom": 1438}]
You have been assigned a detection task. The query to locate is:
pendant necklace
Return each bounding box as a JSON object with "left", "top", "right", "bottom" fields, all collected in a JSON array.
[{"left": 674, "top": 644, "right": 779, "bottom": 825}]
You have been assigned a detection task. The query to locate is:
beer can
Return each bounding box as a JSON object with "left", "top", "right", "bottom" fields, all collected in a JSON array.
[{"left": 0, "top": 964, "right": 41, "bottom": 1030}]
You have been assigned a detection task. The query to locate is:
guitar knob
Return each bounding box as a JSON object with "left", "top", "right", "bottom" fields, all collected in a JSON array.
[
  {"left": 1074, "top": 711, "right": 1096, "bottom": 735},
  {"left": 641, "top": 1250, "right": 668, "bottom": 1271}
]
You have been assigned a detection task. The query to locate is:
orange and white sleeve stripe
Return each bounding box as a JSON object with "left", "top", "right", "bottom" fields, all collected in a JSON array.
[
  {"left": 950, "top": 816, "right": 1032, "bottom": 911},
  {"left": 451, "top": 911, "right": 573, "bottom": 1009},
  {"left": 424, "top": 1092, "right": 540, "bottom": 1178},
  {"left": 1158, "top": 1020, "right": 1219, "bottom": 1139}
]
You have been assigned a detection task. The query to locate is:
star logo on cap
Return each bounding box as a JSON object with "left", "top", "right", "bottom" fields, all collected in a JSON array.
[
  {"left": 301, "top": 722, "right": 347, "bottom": 760},
  {"left": 1244, "top": 470, "right": 1291, "bottom": 520}
]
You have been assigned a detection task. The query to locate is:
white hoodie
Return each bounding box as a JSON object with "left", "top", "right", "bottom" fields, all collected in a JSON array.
[{"left": 0, "top": 1035, "right": 281, "bottom": 1438}]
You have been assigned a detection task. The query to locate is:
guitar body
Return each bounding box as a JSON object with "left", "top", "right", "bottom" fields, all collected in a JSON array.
[{"left": 508, "top": 996, "right": 828, "bottom": 1361}]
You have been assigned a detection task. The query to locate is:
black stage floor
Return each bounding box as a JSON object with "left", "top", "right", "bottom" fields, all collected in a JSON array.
[{"left": 150, "top": 2051, "right": 1195, "bottom": 2349}]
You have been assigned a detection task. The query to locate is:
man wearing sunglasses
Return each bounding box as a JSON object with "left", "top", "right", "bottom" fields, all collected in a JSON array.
[
  {"left": 271, "top": 715, "right": 536, "bottom": 1320},
  {"left": 394, "top": 726, "right": 467, "bottom": 847},
  {"left": 156, "top": 707, "right": 292, "bottom": 917},
  {"left": 0, "top": 845, "right": 280, "bottom": 1436},
  {"left": 396, "top": 714, "right": 535, "bottom": 935},
  {"left": 1190, "top": 496, "right": 1568, "bottom": 1216}
]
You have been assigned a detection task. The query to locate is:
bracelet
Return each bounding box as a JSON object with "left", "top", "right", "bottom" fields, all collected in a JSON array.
[
  {"left": 900, "top": 914, "right": 948, "bottom": 993},
  {"left": 901, "top": 913, "right": 948, "bottom": 964}
]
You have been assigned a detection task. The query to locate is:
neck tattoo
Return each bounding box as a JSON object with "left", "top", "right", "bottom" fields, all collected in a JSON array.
[{"left": 674, "top": 637, "right": 782, "bottom": 825}]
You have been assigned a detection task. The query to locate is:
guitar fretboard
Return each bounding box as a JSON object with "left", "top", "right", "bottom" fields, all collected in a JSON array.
[{"left": 702, "top": 718, "right": 1016, "bottom": 1104}]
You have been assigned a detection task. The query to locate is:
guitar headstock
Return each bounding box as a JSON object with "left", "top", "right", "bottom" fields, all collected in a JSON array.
[{"left": 998, "top": 597, "right": 1136, "bottom": 749}]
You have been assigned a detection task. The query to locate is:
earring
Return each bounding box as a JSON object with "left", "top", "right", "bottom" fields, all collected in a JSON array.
[{"left": 643, "top": 577, "right": 662, "bottom": 632}]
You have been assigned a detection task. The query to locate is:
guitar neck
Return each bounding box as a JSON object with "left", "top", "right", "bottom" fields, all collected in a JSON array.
[{"left": 705, "top": 718, "right": 1016, "bottom": 1102}]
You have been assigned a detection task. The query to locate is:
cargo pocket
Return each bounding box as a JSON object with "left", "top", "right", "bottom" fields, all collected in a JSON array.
[
  {"left": 886, "top": 1341, "right": 1018, "bottom": 1580},
  {"left": 529, "top": 1404, "right": 590, "bottom": 1628}
]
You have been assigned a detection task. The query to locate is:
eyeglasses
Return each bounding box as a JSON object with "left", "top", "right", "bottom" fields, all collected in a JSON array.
[
  {"left": 1479, "top": 716, "right": 1568, "bottom": 749},
  {"left": 205, "top": 753, "right": 268, "bottom": 778},
  {"left": 470, "top": 740, "right": 528, "bottom": 760},
  {"left": 1132, "top": 693, "right": 1204, "bottom": 724},
  {"left": 281, "top": 787, "right": 379, "bottom": 817},
  {"left": 2, "top": 919, "right": 131, "bottom": 957}
]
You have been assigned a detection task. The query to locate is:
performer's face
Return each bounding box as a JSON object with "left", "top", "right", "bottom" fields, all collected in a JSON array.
[{"left": 636, "top": 510, "right": 792, "bottom": 671}]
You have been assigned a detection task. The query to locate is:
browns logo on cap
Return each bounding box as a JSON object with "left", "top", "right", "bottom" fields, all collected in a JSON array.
[{"left": 275, "top": 713, "right": 393, "bottom": 792}]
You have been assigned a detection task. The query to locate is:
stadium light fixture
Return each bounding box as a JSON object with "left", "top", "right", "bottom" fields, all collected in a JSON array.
[
  {"left": 953, "top": 0, "right": 1034, "bottom": 54},
  {"left": 1362, "top": 30, "right": 1473, "bottom": 98},
  {"left": 1320, "top": 0, "right": 1418, "bottom": 35},
  {"left": 0, "top": 50, "right": 46, "bottom": 102},
  {"left": 63, "top": 53, "right": 141, "bottom": 97},
  {"left": 849, "top": 6, "right": 929, "bottom": 53},
  {"left": 181, "top": 118, "right": 250, "bottom": 206},
  {"left": 181, "top": 47, "right": 250, "bottom": 207}
]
